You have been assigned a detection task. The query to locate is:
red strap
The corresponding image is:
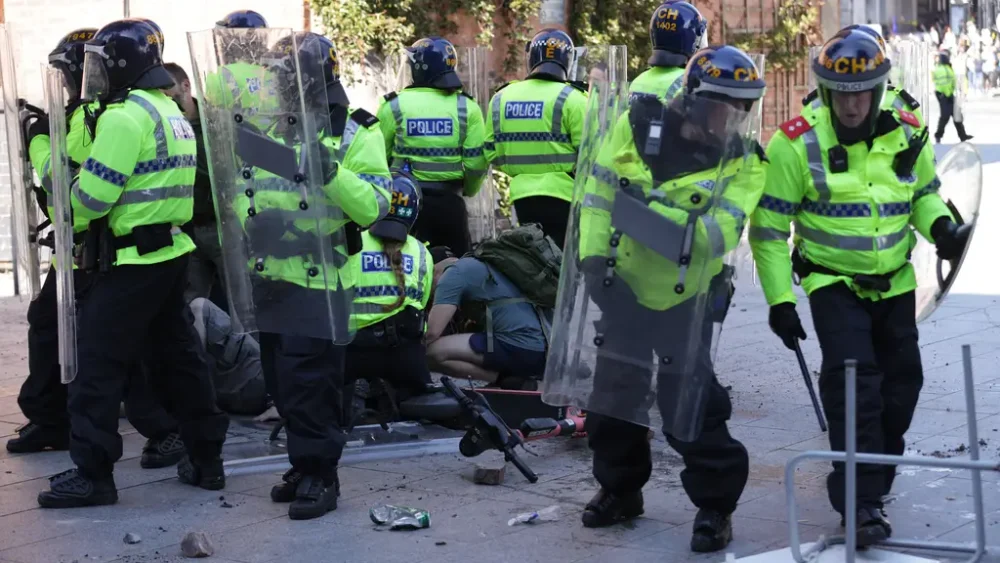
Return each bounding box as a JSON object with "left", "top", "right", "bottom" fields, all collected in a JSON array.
[
  {"left": 778, "top": 117, "right": 812, "bottom": 140},
  {"left": 897, "top": 110, "right": 920, "bottom": 127}
]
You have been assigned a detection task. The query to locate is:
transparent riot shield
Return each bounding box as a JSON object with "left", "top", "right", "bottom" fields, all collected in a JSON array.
[
  {"left": 43, "top": 67, "right": 77, "bottom": 383},
  {"left": 913, "top": 143, "right": 982, "bottom": 323},
  {"left": 0, "top": 24, "right": 43, "bottom": 299},
  {"left": 188, "top": 28, "right": 355, "bottom": 343},
  {"left": 543, "top": 90, "right": 760, "bottom": 441}
]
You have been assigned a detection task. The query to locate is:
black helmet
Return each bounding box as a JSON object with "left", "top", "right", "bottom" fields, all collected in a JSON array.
[
  {"left": 81, "top": 19, "right": 174, "bottom": 101},
  {"left": 812, "top": 28, "right": 891, "bottom": 142},
  {"left": 648, "top": 1, "right": 707, "bottom": 67},
  {"left": 265, "top": 32, "right": 348, "bottom": 109},
  {"left": 48, "top": 28, "right": 97, "bottom": 102},
  {"left": 407, "top": 37, "right": 462, "bottom": 90},
  {"left": 370, "top": 169, "right": 422, "bottom": 242},
  {"left": 526, "top": 29, "right": 575, "bottom": 80},
  {"left": 841, "top": 24, "right": 886, "bottom": 52},
  {"left": 134, "top": 18, "right": 164, "bottom": 55},
  {"left": 938, "top": 50, "right": 951, "bottom": 65},
  {"left": 217, "top": 10, "right": 268, "bottom": 29},
  {"left": 683, "top": 45, "right": 766, "bottom": 108}
]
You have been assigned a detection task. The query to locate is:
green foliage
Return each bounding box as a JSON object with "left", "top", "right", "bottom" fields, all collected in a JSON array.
[
  {"left": 727, "top": 0, "right": 823, "bottom": 71},
  {"left": 568, "top": 0, "right": 654, "bottom": 76}
]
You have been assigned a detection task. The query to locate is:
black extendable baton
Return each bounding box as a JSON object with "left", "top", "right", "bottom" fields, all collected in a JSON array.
[{"left": 793, "top": 340, "right": 827, "bottom": 432}]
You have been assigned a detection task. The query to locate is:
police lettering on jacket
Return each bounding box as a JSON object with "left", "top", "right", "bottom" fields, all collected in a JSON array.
[
  {"left": 406, "top": 118, "right": 453, "bottom": 136},
  {"left": 361, "top": 251, "right": 415, "bottom": 274},
  {"left": 505, "top": 101, "right": 544, "bottom": 119}
]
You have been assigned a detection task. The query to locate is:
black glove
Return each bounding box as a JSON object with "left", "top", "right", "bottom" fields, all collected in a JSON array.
[
  {"left": 769, "top": 302, "right": 806, "bottom": 351},
  {"left": 931, "top": 216, "right": 971, "bottom": 261},
  {"left": 317, "top": 142, "right": 339, "bottom": 184},
  {"left": 26, "top": 115, "right": 50, "bottom": 144}
]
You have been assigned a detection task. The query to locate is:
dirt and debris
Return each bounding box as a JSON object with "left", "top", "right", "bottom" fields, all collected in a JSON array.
[{"left": 123, "top": 532, "right": 141, "bottom": 544}]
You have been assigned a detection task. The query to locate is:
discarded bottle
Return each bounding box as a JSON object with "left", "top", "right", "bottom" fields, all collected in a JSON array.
[
  {"left": 370, "top": 504, "right": 431, "bottom": 530},
  {"left": 507, "top": 505, "right": 560, "bottom": 526}
]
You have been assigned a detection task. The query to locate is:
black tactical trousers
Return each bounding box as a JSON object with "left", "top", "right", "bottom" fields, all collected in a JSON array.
[
  {"left": 69, "top": 256, "right": 228, "bottom": 477},
  {"left": 586, "top": 274, "right": 749, "bottom": 514},
  {"left": 260, "top": 332, "right": 346, "bottom": 478},
  {"left": 346, "top": 319, "right": 432, "bottom": 395},
  {"left": 809, "top": 283, "right": 923, "bottom": 514},
  {"left": 412, "top": 190, "right": 471, "bottom": 256},
  {"left": 513, "top": 196, "right": 571, "bottom": 249},
  {"left": 20, "top": 268, "right": 176, "bottom": 440},
  {"left": 935, "top": 93, "right": 970, "bottom": 141}
]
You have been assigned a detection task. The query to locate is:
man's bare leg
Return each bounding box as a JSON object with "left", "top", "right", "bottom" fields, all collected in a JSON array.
[
  {"left": 427, "top": 334, "right": 498, "bottom": 383},
  {"left": 438, "top": 360, "right": 498, "bottom": 383}
]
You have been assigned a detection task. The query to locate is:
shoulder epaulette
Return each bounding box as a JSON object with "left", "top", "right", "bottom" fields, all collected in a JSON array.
[
  {"left": 459, "top": 91, "right": 476, "bottom": 102},
  {"left": 382, "top": 91, "right": 398, "bottom": 102},
  {"left": 801, "top": 89, "right": 818, "bottom": 107},
  {"left": 896, "top": 109, "right": 920, "bottom": 128},
  {"left": 753, "top": 141, "right": 769, "bottom": 163},
  {"left": 350, "top": 108, "right": 379, "bottom": 128},
  {"left": 778, "top": 116, "right": 812, "bottom": 140},
  {"left": 896, "top": 88, "right": 920, "bottom": 110},
  {"left": 495, "top": 81, "right": 515, "bottom": 93},
  {"left": 568, "top": 80, "right": 589, "bottom": 93}
]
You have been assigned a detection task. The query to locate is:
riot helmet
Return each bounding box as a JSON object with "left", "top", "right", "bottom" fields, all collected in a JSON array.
[
  {"left": 648, "top": 1, "right": 708, "bottom": 67},
  {"left": 407, "top": 36, "right": 462, "bottom": 90},
  {"left": 938, "top": 50, "right": 951, "bottom": 65},
  {"left": 812, "top": 28, "right": 891, "bottom": 143},
  {"left": 48, "top": 28, "right": 97, "bottom": 103},
  {"left": 370, "top": 169, "right": 422, "bottom": 242},
  {"left": 264, "top": 32, "right": 349, "bottom": 111},
  {"left": 681, "top": 45, "right": 766, "bottom": 132},
  {"left": 81, "top": 19, "right": 174, "bottom": 101},
  {"left": 841, "top": 24, "right": 887, "bottom": 52},
  {"left": 134, "top": 18, "right": 164, "bottom": 55},
  {"left": 526, "top": 29, "right": 575, "bottom": 81},
  {"left": 217, "top": 10, "right": 268, "bottom": 29}
]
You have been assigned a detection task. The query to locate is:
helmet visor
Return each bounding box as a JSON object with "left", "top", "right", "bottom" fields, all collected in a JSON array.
[{"left": 80, "top": 45, "right": 110, "bottom": 101}]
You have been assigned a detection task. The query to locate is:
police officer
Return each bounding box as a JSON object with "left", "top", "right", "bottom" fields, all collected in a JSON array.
[
  {"left": 749, "top": 29, "right": 970, "bottom": 545},
  {"left": 629, "top": 1, "right": 707, "bottom": 103},
  {"left": 345, "top": 171, "right": 433, "bottom": 397},
  {"left": 258, "top": 32, "right": 392, "bottom": 520},
  {"left": 204, "top": 9, "right": 273, "bottom": 130},
  {"left": 12, "top": 28, "right": 184, "bottom": 471},
  {"left": 485, "top": 29, "right": 587, "bottom": 248},
  {"left": 37, "top": 19, "right": 229, "bottom": 508},
  {"left": 933, "top": 50, "right": 973, "bottom": 143},
  {"left": 578, "top": 46, "right": 766, "bottom": 553},
  {"left": 217, "top": 9, "right": 268, "bottom": 28},
  {"left": 376, "top": 37, "right": 486, "bottom": 256}
]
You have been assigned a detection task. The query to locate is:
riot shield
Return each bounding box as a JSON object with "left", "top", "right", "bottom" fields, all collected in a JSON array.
[
  {"left": 43, "top": 67, "right": 77, "bottom": 384},
  {"left": 913, "top": 143, "right": 982, "bottom": 323},
  {"left": 0, "top": 24, "right": 43, "bottom": 299},
  {"left": 543, "top": 90, "right": 760, "bottom": 440},
  {"left": 188, "top": 28, "right": 355, "bottom": 343}
]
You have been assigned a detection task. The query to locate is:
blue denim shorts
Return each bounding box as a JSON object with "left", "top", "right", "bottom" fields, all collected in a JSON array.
[{"left": 468, "top": 333, "right": 546, "bottom": 378}]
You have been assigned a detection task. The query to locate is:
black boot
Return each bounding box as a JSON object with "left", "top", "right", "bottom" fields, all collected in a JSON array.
[
  {"left": 956, "top": 122, "right": 973, "bottom": 142},
  {"left": 690, "top": 509, "right": 733, "bottom": 553},
  {"left": 37, "top": 468, "right": 118, "bottom": 508},
  {"left": 581, "top": 488, "right": 644, "bottom": 528},
  {"left": 6, "top": 422, "right": 69, "bottom": 453},
  {"left": 140, "top": 432, "right": 185, "bottom": 469},
  {"left": 177, "top": 455, "right": 225, "bottom": 491},
  {"left": 270, "top": 468, "right": 303, "bottom": 503},
  {"left": 288, "top": 473, "right": 340, "bottom": 520},
  {"left": 840, "top": 506, "right": 892, "bottom": 547}
]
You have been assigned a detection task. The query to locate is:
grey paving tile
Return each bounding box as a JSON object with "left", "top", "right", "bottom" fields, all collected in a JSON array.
[
  {"left": 921, "top": 390, "right": 1000, "bottom": 415},
  {"left": 740, "top": 483, "right": 841, "bottom": 528},
  {"left": 0, "top": 422, "right": 18, "bottom": 440},
  {"left": 0, "top": 412, "right": 26, "bottom": 427},
  {"left": 631, "top": 514, "right": 816, "bottom": 557},
  {"left": 907, "top": 408, "right": 977, "bottom": 436},
  {"left": 433, "top": 526, "right": 612, "bottom": 563},
  {"left": 730, "top": 425, "right": 823, "bottom": 453},
  {"left": 748, "top": 449, "right": 830, "bottom": 484},
  {"left": 0, "top": 396, "right": 19, "bottom": 417}
]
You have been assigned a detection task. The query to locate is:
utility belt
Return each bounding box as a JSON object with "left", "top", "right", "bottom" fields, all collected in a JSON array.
[
  {"left": 37, "top": 229, "right": 87, "bottom": 250},
  {"left": 351, "top": 306, "right": 425, "bottom": 348},
  {"left": 418, "top": 179, "right": 464, "bottom": 196},
  {"left": 81, "top": 220, "right": 179, "bottom": 273},
  {"left": 791, "top": 249, "right": 904, "bottom": 293},
  {"left": 245, "top": 208, "right": 362, "bottom": 269}
]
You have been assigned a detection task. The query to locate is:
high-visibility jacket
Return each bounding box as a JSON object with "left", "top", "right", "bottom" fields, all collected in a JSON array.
[
  {"left": 232, "top": 107, "right": 391, "bottom": 291},
  {"left": 627, "top": 66, "right": 685, "bottom": 103},
  {"left": 73, "top": 89, "right": 200, "bottom": 266},
  {"left": 578, "top": 110, "right": 768, "bottom": 310},
  {"left": 485, "top": 78, "right": 587, "bottom": 202},
  {"left": 749, "top": 103, "right": 953, "bottom": 306},
  {"left": 29, "top": 102, "right": 95, "bottom": 233},
  {"left": 349, "top": 230, "right": 432, "bottom": 330},
  {"left": 376, "top": 87, "right": 487, "bottom": 196},
  {"left": 805, "top": 85, "right": 925, "bottom": 134},
  {"left": 202, "top": 62, "right": 280, "bottom": 130},
  {"left": 933, "top": 64, "right": 956, "bottom": 97}
]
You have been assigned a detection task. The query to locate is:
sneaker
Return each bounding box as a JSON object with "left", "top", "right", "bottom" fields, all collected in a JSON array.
[
  {"left": 581, "top": 488, "right": 644, "bottom": 528},
  {"left": 270, "top": 468, "right": 304, "bottom": 503},
  {"left": 288, "top": 473, "right": 340, "bottom": 520},
  {"left": 140, "top": 432, "right": 185, "bottom": 469},
  {"left": 177, "top": 455, "right": 225, "bottom": 491},
  {"left": 37, "top": 468, "right": 118, "bottom": 508},
  {"left": 690, "top": 508, "right": 733, "bottom": 553},
  {"left": 6, "top": 422, "right": 69, "bottom": 453}
]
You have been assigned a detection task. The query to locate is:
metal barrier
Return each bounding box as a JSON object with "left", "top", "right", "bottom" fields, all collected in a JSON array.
[{"left": 784, "top": 345, "right": 998, "bottom": 562}]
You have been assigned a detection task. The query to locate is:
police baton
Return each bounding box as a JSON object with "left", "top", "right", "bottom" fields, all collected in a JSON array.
[{"left": 793, "top": 340, "right": 827, "bottom": 432}]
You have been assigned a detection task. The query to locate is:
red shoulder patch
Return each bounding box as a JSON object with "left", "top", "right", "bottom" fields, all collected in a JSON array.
[
  {"left": 897, "top": 110, "right": 920, "bottom": 127},
  {"left": 778, "top": 116, "right": 812, "bottom": 140}
]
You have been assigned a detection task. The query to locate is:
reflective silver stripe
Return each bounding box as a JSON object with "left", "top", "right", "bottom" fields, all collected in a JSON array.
[
  {"left": 802, "top": 129, "right": 830, "bottom": 201},
  {"left": 665, "top": 75, "right": 684, "bottom": 99},
  {"left": 389, "top": 95, "right": 403, "bottom": 130},
  {"left": 359, "top": 174, "right": 391, "bottom": 218},
  {"left": 392, "top": 158, "right": 463, "bottom": 172},
  {"left": 127, "top": 93, "right": 168, "bottom": 160},
  {"left": 582, "top": 192, "right": 612, "bottom": 212},
  {"left": 73, "top": 180, "right": 114, "bottom": 214},
  {"left": 810, "top": 98, "right": 822, "bottom": 110},
  {"left": 491, "top": 91, "right": 502, "bottom": 139},
  {"left": 117, "top": 185, "right": 192, "bottom": 205},
  {"left": 795, "top": 223, "right": 909, "bottom": 251},
  {"left": 354, "top": 302, "right": 390, "bottom": 314},
  {"left": 337, "top": 116, "right": 362, "bottom": 162},
  {"left": 417, "top": 245, "right": 428, "bottom": 295},
  {"left": 493, "top": 153, "right": 577, "bottom": 166},
  {"left": 891, "top": 97, "right": 914, "bottom": 138},
  {"left": 550, "top": 85, "right": 574, "bottom": 137},
  {"left": 749, "top": 226, "right": 790, "bottom": 241},
  {"left": 41, "top": 160, "right": 52, "bottom": 193},
  {"left": 457, "top": 95, "right": 468, "bottom": 148},
  {"left": 913, "top": 176, "right": 941, "bottom": 200},
  {"left": 700, "top": 214, "right": 727, "bottom": 258},
  {"left": 591, "top": 163, "right": 619, "bottom": 187},
  {"left": 221, "top": 67, "right": 242, "bottom": 110}
]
